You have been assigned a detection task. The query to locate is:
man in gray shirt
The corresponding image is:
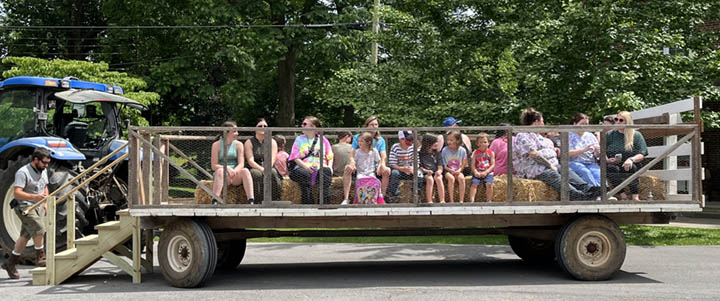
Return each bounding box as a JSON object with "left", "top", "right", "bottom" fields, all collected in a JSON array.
[{"left": 2, "top": 148, "right": 51, "bottom": 279}]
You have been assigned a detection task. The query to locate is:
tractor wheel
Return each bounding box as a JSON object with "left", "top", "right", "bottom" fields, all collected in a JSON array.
[
  {"left": 555, "top": 215, "right": 626, "bottom": 281},
  {"left": 158, "top": 219, "right": 218, "bottom": 288},
  {"left": 0, "top": 155, "right": 89, "bottom": 263},
  {"left": 216, "top": 239, "right": 247, "bottom": 270},
  {"left": 508, "top": 235, "right": 556, "bottom": 264}
]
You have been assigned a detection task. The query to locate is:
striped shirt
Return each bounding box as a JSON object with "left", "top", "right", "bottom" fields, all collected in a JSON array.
[{"left": 388, "top": 143, "right": 414, "bottom": 167}]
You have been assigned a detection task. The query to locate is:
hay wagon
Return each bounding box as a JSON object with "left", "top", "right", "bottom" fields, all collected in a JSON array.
[{"left": 34, "top": 98, "right": 702, "bottom": 288}]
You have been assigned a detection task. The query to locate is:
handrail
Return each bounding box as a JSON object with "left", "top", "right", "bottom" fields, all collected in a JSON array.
[{"left": 22, "top": 141, "right": 130, "bottom": 215}]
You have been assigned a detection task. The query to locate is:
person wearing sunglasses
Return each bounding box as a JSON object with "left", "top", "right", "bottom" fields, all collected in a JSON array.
[
  {"left": 289, "top": 116, "right": 334, "bottom": 204},
  {"left": 606, "top": 111, "right": 648, "bottom": 201},
  {"left": 245, "top": 118, "right": 282, "bottom": 203},
  {"left": 3, "top": 148, "right": 52, "bottom": 279}
]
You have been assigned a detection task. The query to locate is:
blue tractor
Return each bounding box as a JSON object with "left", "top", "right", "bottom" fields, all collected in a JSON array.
[{"left": 0, "top": 76, "right": 147, "bottom": 262}]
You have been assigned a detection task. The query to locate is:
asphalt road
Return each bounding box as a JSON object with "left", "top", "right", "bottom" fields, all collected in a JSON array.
[{"left": 2, "top": 243, "right": 719, "bottom": 300}]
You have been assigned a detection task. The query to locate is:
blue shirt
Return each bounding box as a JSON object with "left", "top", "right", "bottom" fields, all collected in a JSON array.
[{"left": 352, "top": 134, "right": 387, "bottom": 153}]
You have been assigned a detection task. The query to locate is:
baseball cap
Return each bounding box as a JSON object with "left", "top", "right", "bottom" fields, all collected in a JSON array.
[
  {"left": 398, "top": 130, "right": 414, "bottom": 141},
  {"left": 443, "top": 117, "right": 462, "bottom": 127}
]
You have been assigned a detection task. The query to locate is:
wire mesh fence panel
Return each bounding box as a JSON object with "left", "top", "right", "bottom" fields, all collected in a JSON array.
[{"left": 127, "top": 122, "right": 701, "bottom": 208}]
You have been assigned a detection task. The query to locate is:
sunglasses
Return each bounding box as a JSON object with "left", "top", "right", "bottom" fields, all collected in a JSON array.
[
  {"left": 39, "top": 159, "right": 51, "bottom": 165},
  {"left": 614, "top": 118, "right": 625, "bottom": 122},
  {"left": 257, "top": 124, "right": 267, "bottom": 128}
]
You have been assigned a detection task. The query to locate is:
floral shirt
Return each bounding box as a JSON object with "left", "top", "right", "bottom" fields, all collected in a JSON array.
[
  {"left": 288, "top": 134, "right": 334, "bottom": 170},
  {"left": 569, "top": 132, "right": 599, "bottom": 165},
  {"left": 512, "top": 132, "right": 558, "bottom": 179}
]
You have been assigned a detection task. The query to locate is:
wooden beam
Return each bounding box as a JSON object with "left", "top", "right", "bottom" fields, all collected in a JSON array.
[
  {"left": 46, "top": 196, "right": 56, "bottom": 285},
  {"left": 66, "top": 195, "right": 75, "bottom": 249},
  {"left": 560, "top": 132, "right": 569, "bottom": 202},
  {"left": 102, "top": 252, "right": 135, "bottom": 278}
]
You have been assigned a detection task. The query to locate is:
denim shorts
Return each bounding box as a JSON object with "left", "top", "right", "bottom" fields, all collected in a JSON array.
[{"left": 471, "top": 173, "right": 494, "bottom": 185}]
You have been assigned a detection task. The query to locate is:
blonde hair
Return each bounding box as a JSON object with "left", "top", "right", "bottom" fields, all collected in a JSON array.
[
  {"left": 476, "top": 132, "right": 490, "bottom": 144},
  {"left": 358, "top": 132, "right": 374, "bottom": 151},
  {"left": 618, "top": 111, "right": 635, "bottom": 151}
]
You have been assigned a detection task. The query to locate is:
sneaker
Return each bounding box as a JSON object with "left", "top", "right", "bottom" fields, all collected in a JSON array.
[
  {"left": 341, "top": 199, "right": 350, "bottom": 205},
  {"left": 248, "top": 198, "right": 256, "bottom": 205}
]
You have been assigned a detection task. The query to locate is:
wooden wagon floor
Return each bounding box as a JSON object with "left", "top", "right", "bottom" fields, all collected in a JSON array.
[{"left": 129, "top": 203, "right": 701, "bottom": 217}]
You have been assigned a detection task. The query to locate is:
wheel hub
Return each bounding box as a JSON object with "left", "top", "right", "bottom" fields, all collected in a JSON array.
[
  {"left": 167, "top": 235, "right": 192, "bottom": 272},
  {"left": 577, "top": 231, "right": 612, "bottom": 267}
]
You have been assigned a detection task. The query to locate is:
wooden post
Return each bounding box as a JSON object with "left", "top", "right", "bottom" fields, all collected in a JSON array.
[
  {"left": 132, "top": 217, "right": 141, "bottom": 283},
  {"left": 66, "top": 195, "right": 75, "bottom": 249},
  {"left": 141, "top": 132, "right": 152, "bottom": 206},
  {"left": 319, "top": 131, "right": 326, "bottom": 204},
  {"left": 128, "top": 131, "right": 140, "bottom": 207},
  {"left": 162, "top": 138, "right": 170, "bottom": 204},
  {"left": 222, "top": 130, "right": 228, "bottom": 205},
  {"left": 412, "top": 129, "right": 419, "bottom": 204},
  {"left": 46, "top": 196, "right": 56, "bottom": 285},
  {"left": 599, "top": 129, "right": 608, "bottom": 202},
  {"left": 263, "top": 128, "right": 272, "bottom": 206},
  {"left": 694, "top": 96, "right": 703, "bottom": 206},
  {"left": 506, "top": 127, "right": 513, "bottom": 203},
  {"left": 144, "top": 229, "right": 154, "bottom": 273},
  {"left": 153, "top": 133, "right": 163, "bottom": 205},
  {"left": 560, "top": 132, "right": 569, "bottom": 202}
]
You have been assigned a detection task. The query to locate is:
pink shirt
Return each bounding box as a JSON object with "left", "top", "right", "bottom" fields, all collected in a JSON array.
[
  {"left": 275, "top": 151, "right": 289, "bottom": 176},
  {"left": 489, "top": 137, "right": 512, "bottom": 176}
]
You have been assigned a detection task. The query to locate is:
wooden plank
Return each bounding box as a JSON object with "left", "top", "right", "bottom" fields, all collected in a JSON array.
[
  {"left": 46, "top": 196, "right": 56, "bottom": 285},
  {"left": 144, "top": 229, "right": 154, "bottom": 273},
  {"left": 506, "top": 128, "right": 513, "bottom": 203},
  {"left": 132, "top": 217, "right": 141, "bottom": 283},
  {"left": 153, "top": 135, "right": 162, "bottom": 206},
  {"left": 263, "top": 128, "right": 272, "bottom": 205},
  {"left": 600, "top": 129, "right": 608, "bottom": 202},
  {"left": 647, "top": 143, "right": 698, "bottom": 158},
  {"left": 631, "top": 97, "right": 695, "bottom": 119},
  {"left": 67, "top": 195, "right": 75, "bottom": 249},
  {"left": 643, "top": 169, "right": 694, "bottom": 181},
  {"left": 128, "top": 133, "right": 139, "bottom": 207},
  {"left": 141, "top": 133, "right": 152, "bottom": 206},
  {"left": 162, "top": 138, "right": 170, "bottom": 204},
  {"left": 102, "top": 252, "right": 135, "bottom": 278},
  {"left": 666, "top": 194, "right": 692, "bottom": 201},
  {"left": 560, "top": 132, "right": 569, "bottom": 202}
]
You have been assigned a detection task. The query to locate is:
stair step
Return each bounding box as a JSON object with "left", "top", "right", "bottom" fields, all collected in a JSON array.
[
  {"left": 30, "top": 267, "right": 46, "bottom": 274},
  {"left": 116, "top": 209, "right": 130, "bottom": 216},
  {"left": 95, "top": 221, "right": 121, "bottom": 230},
  {"left": 55, "top": 248, "right": 78, "bottom": 260},
  {"left": 74, "top": 234, "right": 99, "bottom": 245},
  {"left": 30, "top": 267, "right": 47, "bottom": 286}
]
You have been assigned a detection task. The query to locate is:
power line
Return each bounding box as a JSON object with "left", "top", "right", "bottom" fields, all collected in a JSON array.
[{"left": 0, "top": 23, "right": 367, "bottom": 30}]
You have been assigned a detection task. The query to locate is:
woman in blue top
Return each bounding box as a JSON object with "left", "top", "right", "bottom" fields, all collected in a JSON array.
[
  {"left": 211, "top": 121, "right": 254, "bottom": 204},
  {"left": 568, "top": 113, "right": 602, "bottom": 187}
]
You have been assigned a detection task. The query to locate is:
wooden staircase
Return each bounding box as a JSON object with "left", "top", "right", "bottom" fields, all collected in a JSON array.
[{"left": 30, "top": 209, "right": 142, "bottom": 285}]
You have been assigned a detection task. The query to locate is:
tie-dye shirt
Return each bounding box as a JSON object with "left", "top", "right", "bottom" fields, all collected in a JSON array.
[{"left": 288, "top": 134, "right": 334, "bottom": 170}]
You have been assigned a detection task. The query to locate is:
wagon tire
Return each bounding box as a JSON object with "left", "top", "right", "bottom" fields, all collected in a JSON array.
[
  {"left": 508, "top": 235, "right": 555, "bottom": 264},
  {"left": 555, "top": 215, "right": 626, "bottom": 281},
  {"left": 216, "top": 239, "right": 247, "bottom": 270},
  {"left": 158, "top": 219, "right": 217, "bottom": 288}
]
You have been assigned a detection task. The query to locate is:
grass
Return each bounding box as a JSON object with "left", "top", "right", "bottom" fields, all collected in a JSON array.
[{"left": 248, "top": 225, "right": 720, "bottom": 246}]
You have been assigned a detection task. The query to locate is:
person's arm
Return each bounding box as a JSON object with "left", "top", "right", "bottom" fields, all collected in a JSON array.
[
  {"left": 244, "top": 140, "right": 263, "bottom": 171},
  {"left": 14, "top": 186, "right": 45, "bottom": 202},
  {"left": 485, "top": 151, "right": 496, "bottom": 176},
  {"left": 211, "top": 141, "right": 221, "bottom": 171},
  {"left": 462, "top": 134, "right": 472, "bottom": 153},
  {"left": 348, "top": 148, "right": 357, "bottom": 170},
  {"left": 569, "top": 145, "right": 592, "bottom": 158},
  {"left": 470, "top": 151, "right": 479, "bottom": 177},
  {"left": 324, "top": 138, "right": 334, "bottom": 172},
  {"left": 532, "top": 155, "right": 556, "bottom": 171},
  {"left": 271, "top": 139, "right": 278, "bottom": 168},
  {"left": 234, "top": 141, "right": 245, "bottom": 171}
]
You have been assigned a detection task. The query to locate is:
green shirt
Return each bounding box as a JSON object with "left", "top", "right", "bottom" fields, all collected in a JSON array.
[
  {"left": 606, "top": 130, "right": 648, "bottom": 161},
  {"left": 218, "top": 140, "right": 238, "bottom": 169}
]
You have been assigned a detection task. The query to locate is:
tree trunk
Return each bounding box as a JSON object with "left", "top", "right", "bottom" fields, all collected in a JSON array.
[
  {"left": 277, "top": 46, "right": 297, "bottom": 127},
  {"left": 343, "top": 105, "right": 355, "bottom": 127}
]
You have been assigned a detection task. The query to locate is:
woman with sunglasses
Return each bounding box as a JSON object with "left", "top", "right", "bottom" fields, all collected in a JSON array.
[
  {"left": 244, "top": 118, "right": 282, "bottom": 203},
  {"left": 606, "top": 111, "right": 648, "bottom": 201},
  {"left": 289, "top": 116, "right": 334, "bottom": 204}
]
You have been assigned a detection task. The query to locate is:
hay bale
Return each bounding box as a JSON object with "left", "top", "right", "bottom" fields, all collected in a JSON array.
[{"left": 194, "top": 174, "right": 666, "bottom": 204}]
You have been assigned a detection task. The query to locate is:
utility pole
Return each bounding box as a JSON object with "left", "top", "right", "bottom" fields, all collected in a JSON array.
[{"left": 371, "top": 0, "right": 380, "bottom": 65}]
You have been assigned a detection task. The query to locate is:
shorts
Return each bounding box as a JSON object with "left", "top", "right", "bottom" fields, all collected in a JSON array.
[
  {"left": 14, "top": 204, "right": 45, "bottom": 239},
  {"left": 471, "top": 173, "right": 494, "bottom": 185}
]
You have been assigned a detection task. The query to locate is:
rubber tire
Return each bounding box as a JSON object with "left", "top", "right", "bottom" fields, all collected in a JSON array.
[
  {"left": 0, "top": 156, "right": 89, "bottom": 263},
  {"left": 158, "top": 219, "right": 217, "bottom": 288},
  {"left": 555, "top": 215, "right": 626, "bottom": 281},
  {"left": 508, "top": 235, "right": 555, "bottom": 264},
  {"left": 216, "top": 239, "right": 247, "bottom": 270}
]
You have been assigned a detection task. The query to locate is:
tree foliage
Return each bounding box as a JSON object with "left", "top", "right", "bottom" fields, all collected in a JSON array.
[{"left": 1, "top": 1, "right": 719, "bottom": 127}]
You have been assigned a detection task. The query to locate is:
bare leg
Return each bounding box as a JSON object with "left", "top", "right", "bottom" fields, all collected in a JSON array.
[
  {"left": 424, "top": 176, "right": 434, "bottom": 203},
  {"left": 379, "top": 165, "right": 390, "bottom": 197},
  {"left": 212, "top": 168, "right": 225, "bottom": 198},
  {"left": 631, "top": 194, "right": 640, "bottom": 201},
  {"left": 445, "top": 173, "right": 455, "bottom": 203},
  {"left": 456, "top": 174, "right": 466, "bottom": 203},
  {"left": 32, "top": 234, "right": 44, "bottom": 248},
  {"left": 485, "top": 183, "right": 494, "bottom": 202},
  {"left": 13, "top": 236, "right": 29, "bottom": 254},
  {"left": 469, "top": 183, "right": 478, "bottom": 203},
  {"left": 434, "top": 174, "right": 445, "bottom": 203},
  {"left": 238, "top": 168, "right": 254, "bottom": 199},
  {"left": 343, "top": 166, "right": 353, "bottom": 200}
]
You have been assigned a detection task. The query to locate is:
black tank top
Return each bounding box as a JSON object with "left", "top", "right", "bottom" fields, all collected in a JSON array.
[{"left": 250, "top": 136, "right": 265, "bottom": 165}]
